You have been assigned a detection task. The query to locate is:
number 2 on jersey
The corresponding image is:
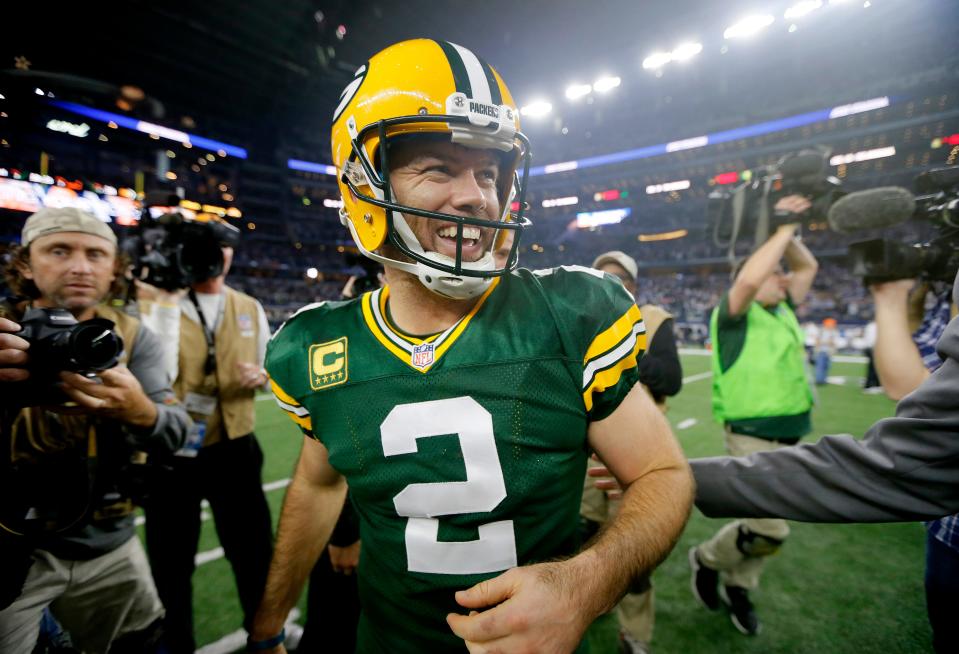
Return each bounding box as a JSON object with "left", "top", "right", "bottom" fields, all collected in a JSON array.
[{"left": 381, "top": 396, "right": 518, "bottom": 574}]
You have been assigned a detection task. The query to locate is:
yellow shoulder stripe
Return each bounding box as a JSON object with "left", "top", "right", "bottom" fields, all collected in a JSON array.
[
  {"left": 584, "top": 304, "right": 645, "bottom": 365},
  {"left": 582, "top": 333, "right": 645, "bottom": 412}
]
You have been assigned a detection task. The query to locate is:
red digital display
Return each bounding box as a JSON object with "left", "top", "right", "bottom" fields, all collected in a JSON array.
[
  {"left": 714, "top": 172, "right": 740, "bottom": 185},
  {"left": 943, "top": 134, "right": 959, "bottom": 146}
]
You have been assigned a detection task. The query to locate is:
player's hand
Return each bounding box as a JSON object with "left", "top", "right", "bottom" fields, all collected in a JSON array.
[
  {"left": 329, "top": 540, "right": 360, "bottom": 575},
  {"left": 0, "top": 317, "right": 30, "bottom": 382},
  {"left": 447, "top": 561, "right": 590, "bottom": 653},
  {"left": 55, "top": 365, "right": 158, "bottom": 428},
  {"left": 237, "top": 362, "right": 268, "bottom": 389},
  {"left": 587, "top": 463, "right": 623, "bottom": 500}
]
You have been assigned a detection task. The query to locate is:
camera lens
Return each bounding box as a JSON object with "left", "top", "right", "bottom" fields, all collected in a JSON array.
[{"left": 68, "top": 321, "right": 123, "bottom": 371}]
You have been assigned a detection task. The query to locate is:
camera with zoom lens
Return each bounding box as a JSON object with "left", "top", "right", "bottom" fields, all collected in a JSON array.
[
  {"left": 707, "top": 147, "right": 845, "bottom": 253},
  {"left": 18, "top": 307, "right": 123, "bottom": 377}
]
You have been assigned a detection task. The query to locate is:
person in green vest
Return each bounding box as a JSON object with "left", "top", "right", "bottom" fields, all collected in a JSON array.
[{"left": 689, "top": 196, "right": 818, "bottom": 637}]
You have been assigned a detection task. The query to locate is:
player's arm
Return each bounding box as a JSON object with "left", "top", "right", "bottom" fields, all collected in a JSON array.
[
  {"left": 249, "top": 435, "right": 347, "bottom": 650},
  {"left": 448, "top": 383, "right": 693, "bottom": 652}
]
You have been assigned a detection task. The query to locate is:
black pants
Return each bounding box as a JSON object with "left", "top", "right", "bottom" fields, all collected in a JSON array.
[
  {"left": 144, "top": 434, "right": 273, "bottom": 653},
  {"left": 297, "top": 546, "right": 361, "bottom": 653},
  {"left": 926, "top": 530, "right": 959, "bottom": 654}
]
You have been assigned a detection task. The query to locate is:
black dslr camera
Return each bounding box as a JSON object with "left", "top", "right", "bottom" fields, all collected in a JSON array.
[
  {"left": 707, "top": 147, "right": 845, "bottom": 254},
  {"left": 837, "top": 166, "right": 959, "bottom": 283},
  {"left": 18, "top": 307, "right": 123, "bottom": 378}
]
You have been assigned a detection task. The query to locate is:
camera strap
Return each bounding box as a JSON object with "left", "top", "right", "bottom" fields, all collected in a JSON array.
[{"left": 188, "top": 289, "right": 217, "bottom": 375}]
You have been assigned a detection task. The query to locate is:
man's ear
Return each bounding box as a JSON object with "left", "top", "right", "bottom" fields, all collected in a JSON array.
[{"left": 15, "top": 257, "right": 33, "bottom": 280}]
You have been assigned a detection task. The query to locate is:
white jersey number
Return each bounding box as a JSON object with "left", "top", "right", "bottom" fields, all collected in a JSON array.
[{"left": 381, "top": 396, "right": 517, "bottom": 574}]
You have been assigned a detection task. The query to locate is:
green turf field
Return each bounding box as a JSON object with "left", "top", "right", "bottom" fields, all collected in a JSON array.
[{"left": 167, "top": 352, "right": 930, "bottom": 653}]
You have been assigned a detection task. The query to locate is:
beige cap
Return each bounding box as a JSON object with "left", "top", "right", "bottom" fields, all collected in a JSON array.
[
  {"left": 591, "top": 250, "right": 637, "bottom": 280},
  {"left": 21, "top": 207, "right": 117, "bottom": 248}
]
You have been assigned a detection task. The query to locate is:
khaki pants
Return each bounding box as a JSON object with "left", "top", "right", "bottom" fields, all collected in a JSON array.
[
  {"left": 697, "top": 431, "right": 792, "bottom": 589},
  {"left": 582, "top": 466, "right": 655, "bottom": 644},
  {"left": 0, "top": 535, "right": 164, "bottom": 653}
]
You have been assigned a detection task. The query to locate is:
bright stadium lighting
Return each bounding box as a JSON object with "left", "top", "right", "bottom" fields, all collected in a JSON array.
[
  {"left": 520, "top": 101, "right": 552, "bottom": 117},
  {"left": 643, "top": 52, "right": 672, "bottom": 70},
  {"left": 542, "top": 195, "right": 579, "bottom": 208},
  {"left": 646, "top": 180, "right": 691, "bottom": 194},
  {"left": 306, "top": 267, "right": 319, "bottom": 279},
  {"left": 828, "top": 96, "right": 889, "bottom": 118},
  {"left": 829, "top": 146, "right": 896, "bottom": 165},
  {"left": 593, "top": 76, "right": 621, "bottom": 93},
  {"left": 723, "top": 14, "right": 775, "bottom": 39},
  {"left": 565, "top": 83, "right": 592, "bottom": 100},
  {"left": 784, "top": 1, "right": 823, "bottom": 19},
  {"left": 670, "top": 42, "right": 703, "bottom": 62},
  {"left": 576, "top": 208, "right": 631, "bottom": 229}
]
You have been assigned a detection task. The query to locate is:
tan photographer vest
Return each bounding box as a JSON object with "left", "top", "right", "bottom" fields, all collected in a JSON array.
[{"left": 173, "top": 287, "right": 258, "bottom": 447}]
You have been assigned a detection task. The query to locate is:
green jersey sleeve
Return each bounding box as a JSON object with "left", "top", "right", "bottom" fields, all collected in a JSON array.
[
  {"left": 264, "top": 302, "right": 333, "bottom": 440},
  {"left": 532, "top": 265, "right": 646, "bottom": 421}
]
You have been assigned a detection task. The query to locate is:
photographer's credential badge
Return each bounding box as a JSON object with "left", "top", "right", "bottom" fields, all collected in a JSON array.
[{"left": 177, "top": 392, "right": 217, "bottom": 457}]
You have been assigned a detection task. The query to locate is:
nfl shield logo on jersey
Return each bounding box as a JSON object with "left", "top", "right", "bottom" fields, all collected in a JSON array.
[{"left": 411, "top": 342, "right": 435, "bottom": 370}]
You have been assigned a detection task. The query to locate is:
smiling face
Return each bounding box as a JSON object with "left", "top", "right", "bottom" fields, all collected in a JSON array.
[
  {"left": 387, "top": 138, "right": 503, "bottom": 265},
  {"left": 20, "top": 232, "right": 117, "bottom": 319}
]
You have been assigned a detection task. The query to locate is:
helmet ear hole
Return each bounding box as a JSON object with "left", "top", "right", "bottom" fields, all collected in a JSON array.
[{"left": 425, "top": 276, "right": 433, "bottom": 283}]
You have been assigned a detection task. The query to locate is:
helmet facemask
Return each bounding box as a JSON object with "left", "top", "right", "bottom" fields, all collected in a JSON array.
[{"left": 339, "top": 108, "right": 531, "bottom": 300}]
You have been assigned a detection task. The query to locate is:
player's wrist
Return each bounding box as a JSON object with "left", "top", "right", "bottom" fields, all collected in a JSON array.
[{"left": 246, "top": 627, "right": 285, "bottom": 651}]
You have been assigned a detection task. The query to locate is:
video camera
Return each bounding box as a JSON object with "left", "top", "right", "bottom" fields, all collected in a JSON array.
[
  {"left": 827, "top": 166, "right": 959, "bottom": 283},
  {"left": 123, "top": 191, "right": 241, "bottom": 291},
  {"left": 707, "top": 147, "right": 845, "bottom": 256}
]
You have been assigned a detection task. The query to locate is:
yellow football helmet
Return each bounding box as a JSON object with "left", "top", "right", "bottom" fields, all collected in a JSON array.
[{"left": 330, "top": 39, "right": 532, "bottom": 299}]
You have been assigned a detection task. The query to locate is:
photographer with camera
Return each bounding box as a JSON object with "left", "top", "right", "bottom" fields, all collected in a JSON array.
[
  {"left": 688, "top": 195, "right": 817, "bottom": 636},
  {"left": 0, "top": 207, "right": 190, "bottom": 653},
  {"left": 135, "top": 212, "right": 274, "bottom": 653}
]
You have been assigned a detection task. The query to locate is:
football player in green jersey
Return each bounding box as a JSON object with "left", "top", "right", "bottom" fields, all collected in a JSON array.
[{"left": 249, "top": 39, "right": 693, "bottom": 654}]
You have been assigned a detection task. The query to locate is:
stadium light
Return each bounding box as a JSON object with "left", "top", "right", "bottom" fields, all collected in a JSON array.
[
  {"left": 643, "top": 52, "right": 672, "bottom": 70},
  {"left": 306, "top": 267, "right": 319, "bottom": 279},
  {"left": 723, "top": 14, "right": 775, "bottom": 39},
  {"left": 520, "top": 101, "right": 553, "bottom": 117},
  {"left": 670, "top": 42, "right": 703, "bottom": 62},
  {"left": 565, "top": 83, "right": 592, "bottom": 100},
  {"left": 593, "top": 76, "right": 621, "bottom": 93},
  {"left": 829, "top": 146, "right": 896, "bottom": 165},
  {"left": 542, "top": 195, "right": 579, "bottom": 208},
  {"left": 784, "top": 1, "right": 823, "bottom": 19}
]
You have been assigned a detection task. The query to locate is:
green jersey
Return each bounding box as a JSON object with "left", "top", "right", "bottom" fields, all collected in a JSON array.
[{"left": 267, "top": 266, "right": 646, "bottom": 653}]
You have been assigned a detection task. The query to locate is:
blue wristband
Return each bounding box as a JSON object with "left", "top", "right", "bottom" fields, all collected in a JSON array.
[{"left": 247, "top": 628, "right": 285, "bottom": 651}]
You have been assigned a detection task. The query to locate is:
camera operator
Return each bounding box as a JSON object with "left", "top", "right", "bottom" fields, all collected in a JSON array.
[
  {"left": 0, "top": 207, "right": 189, "bottom": 653},
  {"left": 690, "top": 268, "right": 959, "bottom": 652},
  {"left": 689, "top": 195, "right": 817, "bottom": 636},
  {"left": 136, "top": 214, "right": 273, "bottom": 653}
]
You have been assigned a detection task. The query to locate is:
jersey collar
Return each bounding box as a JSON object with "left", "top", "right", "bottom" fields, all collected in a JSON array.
[{"left": 360, "top": 278, "right": 500, "bottom": 373}]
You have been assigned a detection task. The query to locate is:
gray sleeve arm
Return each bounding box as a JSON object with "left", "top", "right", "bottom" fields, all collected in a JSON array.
[
  {"left": 692, "top": 311, "right": 959, "bottom": 523},
  {"left": 123, "top": 323, "right": 191, "bottom": 454}
]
